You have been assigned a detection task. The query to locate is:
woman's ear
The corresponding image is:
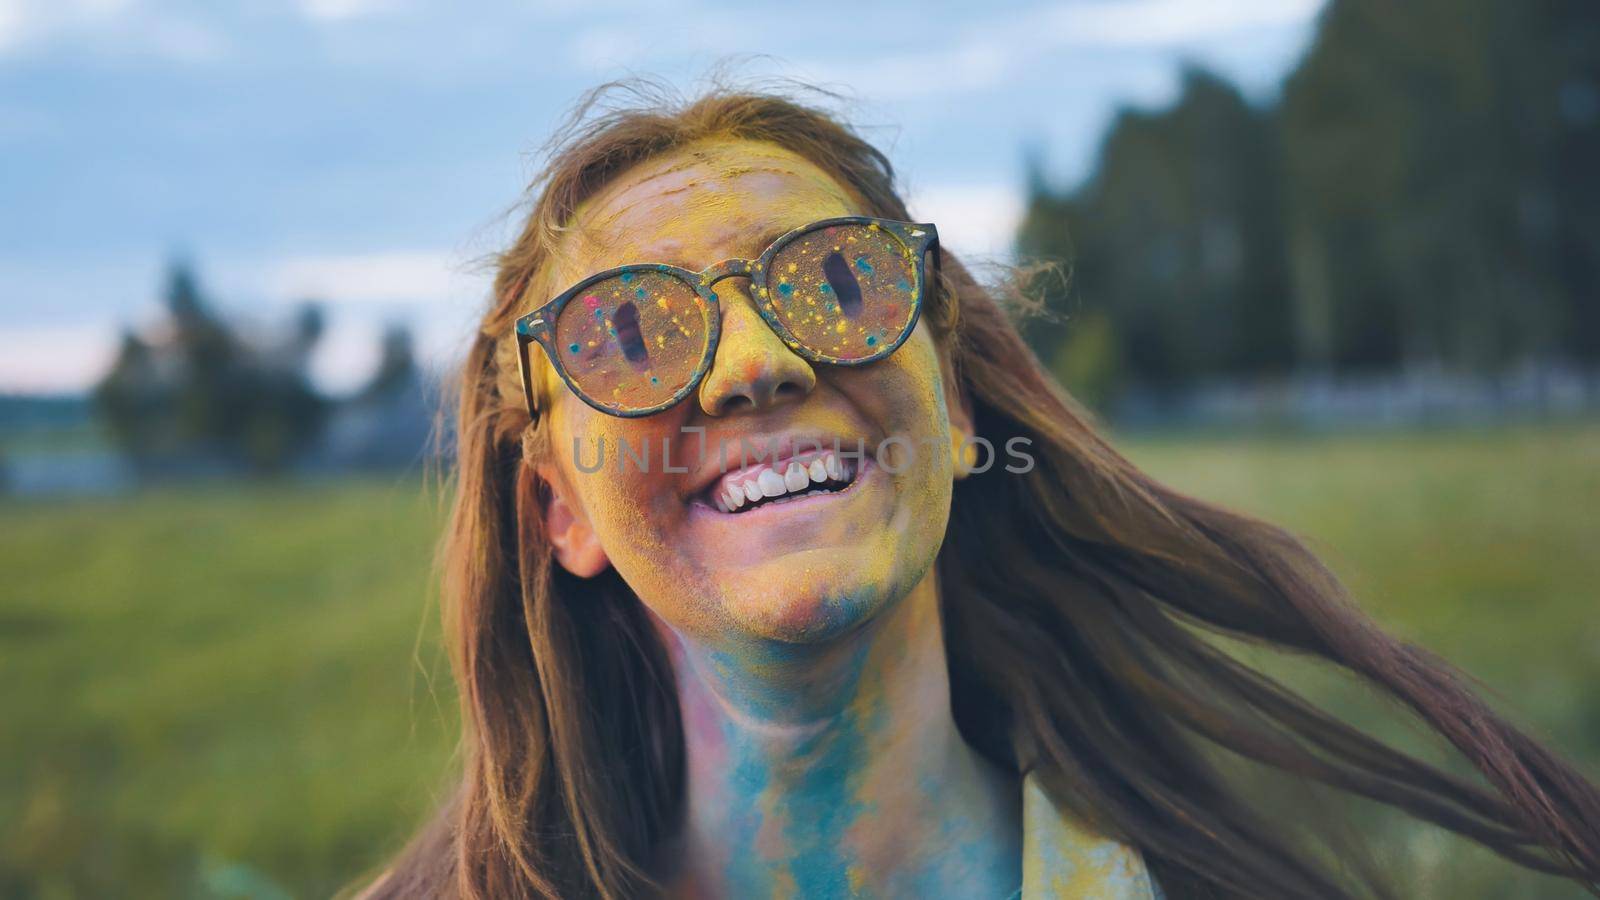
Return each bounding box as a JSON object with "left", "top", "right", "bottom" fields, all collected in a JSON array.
[
  {"left": 949, "top": 425, "right": 978, "bottom": 480},
  {"left": 536, "top": 463, "right": 610, "bottom": 578}
]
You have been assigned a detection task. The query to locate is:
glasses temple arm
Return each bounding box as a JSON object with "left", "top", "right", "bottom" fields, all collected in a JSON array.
[{"left": 517, "top": 333, "right": 540, "bottom": 419}]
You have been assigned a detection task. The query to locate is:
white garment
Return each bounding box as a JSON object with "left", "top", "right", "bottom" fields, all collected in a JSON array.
[{"left": 1019, "top": 773, "right": 1161, "bottom": 899}]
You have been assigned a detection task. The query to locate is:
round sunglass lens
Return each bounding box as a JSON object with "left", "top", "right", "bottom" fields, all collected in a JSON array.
[
  {"left": 765, "top": 222, "right": 919, "bottom": 361},
  {"left": 553, "top": 270, "right": 709, "bottom": 413}
]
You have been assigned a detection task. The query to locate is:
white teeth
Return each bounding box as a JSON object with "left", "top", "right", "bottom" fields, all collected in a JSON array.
[
  {"left": 825, "top": 453, "right": 844, "bottom": 481},
  {"left": 713, "top": 449, "right": 859, "bottom": 513},
  {"left": 757, "top": 469, "right": 786, "bottom": 497}
]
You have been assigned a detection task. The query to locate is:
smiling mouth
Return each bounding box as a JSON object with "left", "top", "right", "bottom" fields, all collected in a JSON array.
[{"left": 706, "top": 449, "right": 862, "bottom": 515}]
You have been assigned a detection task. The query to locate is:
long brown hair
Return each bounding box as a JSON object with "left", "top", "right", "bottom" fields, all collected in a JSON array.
[{"left": 361, "top": 78, "right": 1600, "bottom": 899}]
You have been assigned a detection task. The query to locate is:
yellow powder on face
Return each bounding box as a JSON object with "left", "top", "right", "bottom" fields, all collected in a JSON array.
[
  {"left": 512, "top": 135, "right": 964, "bottom": 648},
  {"left": 524, "top": 137, "right": 868, "bottom": 420},
  {"left": 566, "top": 137, "right": 866, "bottom": 267}
]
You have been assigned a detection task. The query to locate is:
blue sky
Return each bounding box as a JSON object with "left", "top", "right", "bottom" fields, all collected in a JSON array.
[{"left": 0, "top": 0, "right": 1325, "bottom": 395}]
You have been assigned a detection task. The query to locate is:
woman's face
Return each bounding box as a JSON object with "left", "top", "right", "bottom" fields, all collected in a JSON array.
[{"left": 533, "top": 138, "right": 967, "bottom": 649}]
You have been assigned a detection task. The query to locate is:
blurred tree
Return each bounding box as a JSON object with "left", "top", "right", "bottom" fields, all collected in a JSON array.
[
  {"left": 358, "top": 323, "right": 419, "bottom": 403},
  {"left": 93, "top": 261, "right": 329, "bottom": 475},
  {"left": 94, "top": 332, "right": 163, "bottom": 462},
  {"left": 1282, "top": 0, "right": 1600, "bottom": 372},
  {"left": 163, "top": 260, "right": 250, "bottom": 454},
  {"left": 1022, "top": 0, "right": 1598, "bottom": 413},
  {"left": 291, "top": 302, "right": 326, "bottom": 362},
  {"left": 1536, "top": 0, "right": 1600, "bottom": 364},
  {"left": 1019, "top": 66, "right": 1294, "bottom": 402},
  {"left": 1011, "top": 149, "right": 1077, "bottom": 367}
]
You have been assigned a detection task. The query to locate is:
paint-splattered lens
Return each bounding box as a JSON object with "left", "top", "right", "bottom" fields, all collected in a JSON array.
[
  {"left": 764, "top": 222, "right": 919, "bottom": 361},
  {"left": 553, "top": 269, "right": 710, "bottom": 412}
]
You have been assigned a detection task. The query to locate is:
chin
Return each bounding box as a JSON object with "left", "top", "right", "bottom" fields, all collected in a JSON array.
[{"left": 724, "top": 579, "right": 890, "bottom": 645}]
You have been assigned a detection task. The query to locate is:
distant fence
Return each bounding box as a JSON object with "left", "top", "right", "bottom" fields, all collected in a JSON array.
[
  {"left": 1114, "top": 363, "right": 1600, "bottom": 433},
  {"left": 0, "top": 381, "right": 444, "bottom": 499},
  {"left": 0, "top": 450, "right": 136, "bottom": 498}
]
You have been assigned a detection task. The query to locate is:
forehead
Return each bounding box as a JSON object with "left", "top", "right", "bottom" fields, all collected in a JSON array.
[{"left": 557, "top": 138, "right": 863, "bottom": 277}]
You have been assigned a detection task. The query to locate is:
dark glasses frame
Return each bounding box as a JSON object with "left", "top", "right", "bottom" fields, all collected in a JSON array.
[{"left": 515, "top": 215, "right": 940, "bottom": 419}]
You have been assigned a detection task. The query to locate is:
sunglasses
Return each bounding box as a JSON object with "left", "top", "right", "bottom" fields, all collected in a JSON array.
[{"left": 515, "top": 215, "right": 940, "bottom": 418}]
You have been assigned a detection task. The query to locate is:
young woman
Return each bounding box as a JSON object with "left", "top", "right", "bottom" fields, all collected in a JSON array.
[{"left": 361, "top": 83, "right": 1600, "bottom": 899}]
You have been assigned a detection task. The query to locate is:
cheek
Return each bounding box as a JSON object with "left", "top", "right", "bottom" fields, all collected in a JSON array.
[
  {"left": 848, "top": 326, "right": 953, "bottom": 456},
  {"left": 553, "top": 403, "right": 692, "bottom": 553},
  {"left": 872, "top": 333, "right": 959, "bottom": 543}
]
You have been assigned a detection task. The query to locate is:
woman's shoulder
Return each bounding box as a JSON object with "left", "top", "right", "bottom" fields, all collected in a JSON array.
[{"left": 1020, "top": 773, "right": 1163, "bottom": 899}]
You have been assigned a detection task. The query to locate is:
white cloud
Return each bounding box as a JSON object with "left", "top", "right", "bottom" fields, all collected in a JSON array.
[
  {"left": 303, "top": 304, "right": 480, "bottom": 395},
  {"left": 797, "top": 38, "right": 1012, "bottom": 100},
  {"left": 0, "top": 3, "right": 20, "bottom": 51},
  {"left": 535, "top": 0, "right": 688, "bottom": 16},
  {"left": 0, "top": 322, "right": 119, "bottom": 394},
  {"left": 266, "top": 249, "right": 467, "bottom": 305},
  {"left": 565, "top": 12, "right": 741, "bottom": 73},
  {"left": 793, "top": 0, "right": 1323, "bottom": 101},
  {"left": 905, "top": 183, "right": 1026, "bottom": 263},
  {"left": 0, "top": 0, "right": 133, "bottom": 54},
  {"left": 295, "top": 0, "right": 397, "bottom": 24},
  {"left": 1046, "top": 0, "right": 1324, "bottom": 47},
  {"left": 0, "top": 0, "right": 228, "bottom": 62},
  {"left": 257, "top": 249, "right": 486, "bottom": 392},
  {"left": 141, "top": 15, "right": 224, "bottom": 63}
]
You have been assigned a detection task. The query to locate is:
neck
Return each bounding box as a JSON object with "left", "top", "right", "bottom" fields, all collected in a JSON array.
[{"left": 651, "top": 572, "right": 1022, "bottom": 899}]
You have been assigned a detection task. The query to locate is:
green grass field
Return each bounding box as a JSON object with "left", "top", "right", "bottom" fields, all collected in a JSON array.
[
  {"left": 0, "top": 476, "right": 460, "bottom": 898},
  {"left": 2, "top": 424, "right": 1597, "bottom": 898}
]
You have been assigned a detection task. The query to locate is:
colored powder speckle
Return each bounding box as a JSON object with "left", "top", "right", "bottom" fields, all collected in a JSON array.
[
  {"left": 865, "top": 335, "right": 878, "bottom": 347},
  {"left": 568, "top": 342, "right": 580, "bottom": 354},
  {"left": 620, "top": 272, "right": 634, "bottom": 283},
  {"left": 778, "top": 282, "right": 794, "bottom": 296},
  {"left": 854, "top": 255, "right": 874, "bottom": 275}
]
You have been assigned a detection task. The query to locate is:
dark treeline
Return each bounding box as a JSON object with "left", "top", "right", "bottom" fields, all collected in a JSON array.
[
  {"left": 1018, "top": 0, "right": 1600, "bottom": 411},
  {"left": 94, "top": 261, "right": 424, "bottom": 477}
]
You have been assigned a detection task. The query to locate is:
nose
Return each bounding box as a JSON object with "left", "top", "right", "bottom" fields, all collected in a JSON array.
[{"left": 697, "top": 282, "right": 816, "bottom": 417}]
